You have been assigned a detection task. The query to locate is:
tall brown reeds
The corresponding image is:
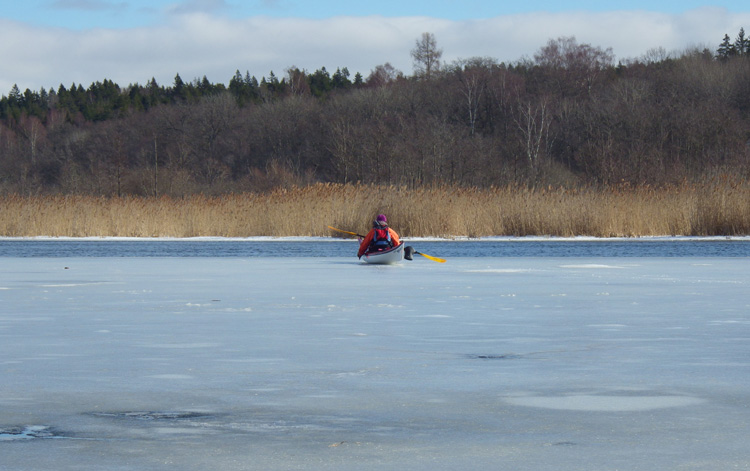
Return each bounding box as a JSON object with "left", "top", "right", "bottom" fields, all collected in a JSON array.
[{"left": 1, "top": 182, "right": 749, "bottom": 238}]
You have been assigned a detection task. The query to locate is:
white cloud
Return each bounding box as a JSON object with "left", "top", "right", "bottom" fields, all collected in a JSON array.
[{"left": 2, "top": 7, "right": 750, "bottom": 94}]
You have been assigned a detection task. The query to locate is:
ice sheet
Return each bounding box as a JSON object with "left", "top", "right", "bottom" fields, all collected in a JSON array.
[{"left": 1, "top": 257, "right": 749, "bottom": 470}]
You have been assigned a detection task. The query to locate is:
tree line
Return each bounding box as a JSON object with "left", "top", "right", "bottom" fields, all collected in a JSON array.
[{"left": 1, "top": 30, "right": 749, "bottom": 196}]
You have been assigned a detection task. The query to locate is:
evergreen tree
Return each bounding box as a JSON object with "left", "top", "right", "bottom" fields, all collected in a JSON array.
[
  {"left": 332, "top": 67, "right": 352, "bottom": 90},
  {"left": 40, "top": 87, "right": 49, "bottom": 108},
  {"left": 735, "top": 27, "right": 749, "bottom": 56},
  {"left": 3, "top": 84, "right": 23, "bottom": 121},
  {"left": 129, "top": 85, "right": 147, "bottom": 112},
  {"left": 73, "top": 83, "right": 87, "bottom": 113},
  {"left": 308, "top": 67, "right": 332, "bottom": 97},
  {"left": 145, "top": 78, "right": 164, "bottom": 107},
  {"left": 229, "top": 70, "right": 258, "bottom": 105},
  {"left": 717, "top": 33, "right": 734, "bottom": 60},
  {"left": 353, "top": 72, "right": 364, "bottom": 87},
  {"left": 22, "top": 88, "right": 46, "bottom": 120},
  {"left": 56, "top": 83, "right": 73, "bottom": 116},
  {"left": 198, "top": 75, "right": 212, "bottom": 95},
  {"left": 172, "top": 73, "right": 186, "bottom": 101},
  {"left": 229, "top": 70, "right": 244, "bottom": 94},
  {"left": 245, "top": 72, "right": 259, "bottom": 100},
  {"left": 8, "top": 84, "right": 22, "bottom": 106},
  {"left": 263, "top": 71, "right": 281, "bottom": 96}
]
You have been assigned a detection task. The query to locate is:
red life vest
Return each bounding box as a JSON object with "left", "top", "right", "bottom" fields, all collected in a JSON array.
[{"left": 371, "top": 227, "right": 392, "bottom": 250}]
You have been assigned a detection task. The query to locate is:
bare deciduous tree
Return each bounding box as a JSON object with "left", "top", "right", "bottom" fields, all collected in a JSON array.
[
  {"left": 366, "top": 63, "right": 401, "bottom": 88},
  {"left": 411, "top": 32, "right": 443, "bottom": 79},
  {"left": 534, "top": 36, "right": 614, "bottom": 94},
  {"left": 515, "top": 98, "right": 553, "bottom": 178},
  {"left": 286, "top": 66, "right": 310, "bottom": 96},
  {"left": 452, "top": 58, "right": 496, "bottom": 136},
  {"left": 17, "top": 114, "right": 45, "bottom": 165}
]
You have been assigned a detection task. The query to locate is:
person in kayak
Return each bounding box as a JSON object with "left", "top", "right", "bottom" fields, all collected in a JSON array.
[{"left": 358, "top": 214, "right": 401, "bottom": 257}]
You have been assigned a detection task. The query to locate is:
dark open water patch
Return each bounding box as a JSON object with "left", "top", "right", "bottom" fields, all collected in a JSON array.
[
  {"left": 0, "top": 425, "right": 61, "bottom": 441},
  {"left": 91, "top": 411, "right": 215, "bottom": 421},
  {"left": 466, "top": 353, "right": 525, "bottom": 360},
  {"left": 88, "top": 410, "right": 364, "bottom": 436}
]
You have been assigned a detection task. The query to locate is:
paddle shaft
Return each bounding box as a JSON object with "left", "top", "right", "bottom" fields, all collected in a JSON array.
[{"left": 327, "top": 226, "right": 366, "bottom": 238}]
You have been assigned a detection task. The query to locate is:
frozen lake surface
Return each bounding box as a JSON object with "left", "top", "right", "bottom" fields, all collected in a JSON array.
[{"left": 1, "top": 240, "right": 749, "bottom": 470}]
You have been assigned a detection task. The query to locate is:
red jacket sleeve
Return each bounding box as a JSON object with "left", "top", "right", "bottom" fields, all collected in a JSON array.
[
  {"left": 389, "top": 228, "right": 400, "bottom": 247},
  {"left": 358, "top": 229, "right": 375, "bottom": 257}
]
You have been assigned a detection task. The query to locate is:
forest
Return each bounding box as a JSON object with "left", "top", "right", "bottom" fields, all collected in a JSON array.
[{"left": 1, "top": 30, "right": 750, "bottom": 197}]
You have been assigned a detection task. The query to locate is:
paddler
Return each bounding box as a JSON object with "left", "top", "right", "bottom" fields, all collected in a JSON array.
[{"left": 358, "top": 214, "right": 401, "bottom": 258}]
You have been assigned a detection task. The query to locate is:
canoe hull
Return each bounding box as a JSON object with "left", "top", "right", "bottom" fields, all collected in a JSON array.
[{"left": 361, "top": 243, "right": 405, "bottom": 265}]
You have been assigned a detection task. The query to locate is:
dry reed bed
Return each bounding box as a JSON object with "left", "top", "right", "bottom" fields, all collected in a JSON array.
[{"left": 1, "top": 183, "right": 749, "bottom": 238}]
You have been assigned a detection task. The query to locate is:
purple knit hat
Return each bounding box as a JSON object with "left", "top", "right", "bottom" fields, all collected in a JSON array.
[{"left": 376, "top": 214, "right": 387, "bottom": 223}]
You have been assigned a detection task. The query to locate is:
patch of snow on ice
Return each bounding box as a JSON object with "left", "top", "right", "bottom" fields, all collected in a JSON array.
[
  {"left": 145, "top": 343, "right": 220, "bottom": 349},
  {"left": 559, "top": 264, "right": 626, "bottom": 269},
  {"left": 147, "top": 374, "right": 195, "bottom": 380},
  {"left": 505, "top": 394, "right": 704, "bottom": 411}
]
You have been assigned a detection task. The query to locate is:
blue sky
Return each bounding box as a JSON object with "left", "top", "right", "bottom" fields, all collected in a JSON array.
[
  {"left": 2, "top": 1, "right": 749, "bottom": 93},
  {"left": 5, "top": 1, "right": 748, "bottom": 29}
]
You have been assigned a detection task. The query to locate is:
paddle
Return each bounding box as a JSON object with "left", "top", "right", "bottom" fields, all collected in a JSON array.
[
  {"left": 414, "top": 251, "right": 446, "bottom": 263},
  {"left": 327, "top": 225, "right": 365, "bottom": 238},
  {"left": 328, "top": 226, "right": 446, "bottom": 263}
]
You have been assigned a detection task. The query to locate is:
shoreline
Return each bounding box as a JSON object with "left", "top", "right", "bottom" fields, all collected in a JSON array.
[{"left": 2, "top": 183, "right": 750, "bottom": 238}]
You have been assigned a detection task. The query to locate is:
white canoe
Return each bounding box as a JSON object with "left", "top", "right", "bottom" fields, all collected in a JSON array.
[{"left": 360, "top": 242, "right": 405, "bottom": 265}]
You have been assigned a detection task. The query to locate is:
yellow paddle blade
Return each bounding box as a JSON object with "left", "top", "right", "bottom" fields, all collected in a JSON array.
[{"left": 416, "top": 252, "right": 446, "bottom": 263}]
